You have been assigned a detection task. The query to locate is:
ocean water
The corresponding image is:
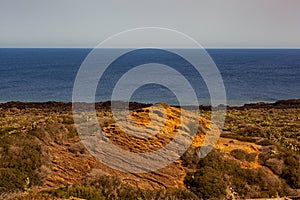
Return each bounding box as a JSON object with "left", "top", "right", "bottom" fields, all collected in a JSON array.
[{"left": 0, "top": 48, "right": 299, "bottom": 106}]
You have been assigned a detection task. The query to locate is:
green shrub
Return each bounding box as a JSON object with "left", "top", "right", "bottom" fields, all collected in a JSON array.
[
  {"left": 49, "top": 176, "right": 198, "bottom": 200},
  {"left": 258, "top": 146, "right": 300, "bottom": 189},
  {"left": 257, "top": 139, "right": 275, "bottom": 146},
  {"left": 60, "top": 115, "right": 74, "bottom": 124},
  {"left": 181, "top": 147, "right": 201, "bottom": 169},
  {"left": 281, "top": 154, "right": 300, "bottom": 188},
  {"left": 221, "top": 134, "right": 258, "bottom": 143},
  {"left": 0, "top": 168, "right": 26, "bottom": 193},
  {"left": 163, "top": 188, "right": 198, "bottom": 200},
  {"left": 50, "top": 185, "right": 104, "bottom": 200},
  {"left": 237, "top": 125, "right": 265, "bottom": 137},
  {"left": 28, "top": 127, "right": 46, "bottom": 141},
  {"left": 185, "top": 167, "right": 227, "bottom": 199},
  {"left": 184, "top": 148, "right": 287, "bottom": 199},
  {"left": 0, "top": 134, "right": 41, "bottom": 193},
  {"left": 230, "top": 149, "right": 256, "bottom": 162},
  {"left": 0, "top": 191, "right": 57, "bottom": 200},
  {"left": 68, "top": 125, "right": 78, "bottom": 138}
]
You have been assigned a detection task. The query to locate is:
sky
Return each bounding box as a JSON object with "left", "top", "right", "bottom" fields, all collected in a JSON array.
[{"left": 0, "top": 0, "right": 300, "bottom": 48}]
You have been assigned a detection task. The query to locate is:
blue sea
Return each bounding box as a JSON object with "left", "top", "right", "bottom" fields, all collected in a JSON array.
[{"left": 0, "top": 48, "right": 299, "bottom": 106}]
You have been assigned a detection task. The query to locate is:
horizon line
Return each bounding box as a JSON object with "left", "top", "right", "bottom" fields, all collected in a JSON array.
[{"left": 0, "top": 47, "right": 300, "bottom": 50}]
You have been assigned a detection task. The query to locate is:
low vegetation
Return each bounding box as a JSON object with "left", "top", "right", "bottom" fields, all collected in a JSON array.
[
  {"left": 0, "top": 134, "right": 41, "bottom": 193},
  {"left": 0, "top": 102, "right": 299, "bottom": 199},
  {"left": 183, "top": 148, "right": 296, "bottom": 199},
  {"left": 222, "top": 108, "right": 300, "bottom": 152},
  {"left": 47, "top": 175, "right": 198, "bottom": 200}
]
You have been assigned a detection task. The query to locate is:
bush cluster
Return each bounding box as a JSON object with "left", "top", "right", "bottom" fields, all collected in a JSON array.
[
  {"left": 259, "top": 145, "right": 300, "bottom": 189},
  {"left": 184, "top": 148, "right": 288, "bottom": 199},
  {"left": 49, "top": 175, "right": 198, "bottom": 200},
  {"left": 230, "top": 149, "right": 256, "bottom": 162},
  {"left": 0, "top": 134, "right": 42, "bottom": 193}
]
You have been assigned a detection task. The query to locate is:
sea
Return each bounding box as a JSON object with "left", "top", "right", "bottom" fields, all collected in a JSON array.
[{"left": 0, "top": 48, "right": 299, "bottom": 106}]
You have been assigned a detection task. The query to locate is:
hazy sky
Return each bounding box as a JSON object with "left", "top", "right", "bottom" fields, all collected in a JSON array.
[{"left": 0, "top": 0, "right": 300, "bottom": 48}]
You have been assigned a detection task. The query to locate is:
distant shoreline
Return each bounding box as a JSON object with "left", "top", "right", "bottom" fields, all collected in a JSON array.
[{"left": 0, "top": 99, "right": 299, "bottom": 112}]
